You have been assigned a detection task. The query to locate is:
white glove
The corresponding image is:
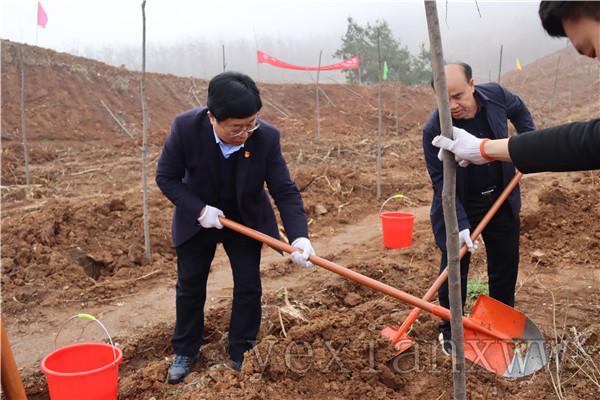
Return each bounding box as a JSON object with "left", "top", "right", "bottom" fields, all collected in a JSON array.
[
  {"left": 459, "top": 229, "right": 476, "bottom": 253},
  {"left": 432, "top": 127, "right": 489, "bottom": 166},
  {"left": 290, "top": 237, "right": 315, "bottom": 268},
  {"left": 197, "top": 205, "right": 224, "bottom": 229}
]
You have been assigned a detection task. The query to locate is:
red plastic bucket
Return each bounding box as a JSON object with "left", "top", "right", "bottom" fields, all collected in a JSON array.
[
  {"left": 380, "top": 212, "right": 416, "bottom": 249},
  {"left": 41, "top": 343, "right": 123, "bottom": 400},
  {"left": 41, "top": 314, "right": 123, "bottom": 400}
]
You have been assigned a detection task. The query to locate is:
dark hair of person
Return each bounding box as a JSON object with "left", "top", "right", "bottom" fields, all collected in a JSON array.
[
  {"left": 429, "top": 62, "right": 473, "bottom": 90},
  {"left": 207, "top": 71, "right": 262, "bottom": 121},
  {"left": 539, "top": 1, "right": 600, "bottom": 37}
]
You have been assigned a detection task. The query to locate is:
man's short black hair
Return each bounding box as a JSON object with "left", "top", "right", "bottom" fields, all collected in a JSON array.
[
  {"left": 539, "top": 1, "right": 600, "bottom": 37},
  {"left": 429, "top": 62, "right": 473, "bottom": 90},
  {"left": 207, "top": 71, "right": 262, "bottom": 121}
]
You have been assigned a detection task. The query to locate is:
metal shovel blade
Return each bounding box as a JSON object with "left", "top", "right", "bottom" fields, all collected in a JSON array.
[
  {"left": 464, "top": 295, "right": 548, "bottom": 378},
  {"left": 380, "top": 327, "right": 416, "bottom": 353}
]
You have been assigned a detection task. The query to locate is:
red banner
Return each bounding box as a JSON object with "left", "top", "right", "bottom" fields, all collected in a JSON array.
[{"left": 257, "top": 51, "right": 360, "bottom": 71}]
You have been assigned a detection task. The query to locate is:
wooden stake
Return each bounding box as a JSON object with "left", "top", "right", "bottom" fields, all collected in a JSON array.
[{"left": 424, "top": 1, "right": 466, "bottom": 399}]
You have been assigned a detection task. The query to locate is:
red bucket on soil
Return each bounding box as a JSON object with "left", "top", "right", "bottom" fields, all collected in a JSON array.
[
  {"left": 380, "top": 212, "right": 416, "bottom": 249},
  {"left": 41, "top": 314, "right": 123, "bottom": 400},
  {"left": 41, "top": 342, "right": 123, "bottom": 400}
]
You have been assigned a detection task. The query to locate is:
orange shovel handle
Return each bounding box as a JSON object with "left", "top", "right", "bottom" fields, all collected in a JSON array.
[
  {"left": 389, "top": 172, "right": 523, "bottom": 343},
  {"left": 219, "top": 217, "right": 509, "bottom": 341},
  {"left": 1, "top": 318, "right": 27, "bottom": 400}
]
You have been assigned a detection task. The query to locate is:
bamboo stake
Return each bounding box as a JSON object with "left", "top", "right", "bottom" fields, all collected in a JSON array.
[
  {"left": 424, "top": 1, "right": 466, "bottom": 399},
  {"left": 140, "top": 0, "right": 151, "bottom": 261}
]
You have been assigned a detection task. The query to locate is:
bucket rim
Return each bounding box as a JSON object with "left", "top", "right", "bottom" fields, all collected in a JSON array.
[
  {"left": 40, "top": 342, "right": 123, "bottom": 378},
  {"left": 380, "top": 212, "right": 416, "bottom": 219}
]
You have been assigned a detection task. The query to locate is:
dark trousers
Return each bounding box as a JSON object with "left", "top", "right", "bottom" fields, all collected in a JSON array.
[
  {"left": 438, "top": 193, "right": 520, "bottom": 337},
  {"left": 172, "top": 228, "right": 262, "bottom": 362}
]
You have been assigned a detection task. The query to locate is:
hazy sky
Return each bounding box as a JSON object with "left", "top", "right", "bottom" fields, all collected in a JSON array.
[{"left": 1, "top": 0, "right": 568, "bottom": 82}]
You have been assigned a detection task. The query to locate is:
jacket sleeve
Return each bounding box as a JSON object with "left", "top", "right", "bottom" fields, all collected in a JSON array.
[
  {"left": 265, "top": 131, "right": 309, "bottom": 243},
  {"left": 502, "top": 86, "right": 536, "bottom": 133},
  {"left": 423, "top": 123, "right": 470, "bottom": 233},
  {"left": 508, "top": 119, "right": 600, "bottom": 173},
  {"left": 155, "top": 118, "right": 206, "bottom": 218}
]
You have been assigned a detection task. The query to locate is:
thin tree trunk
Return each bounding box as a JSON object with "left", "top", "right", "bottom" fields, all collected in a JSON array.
[
  {"left": 19, "top": 46, "right": 31, "bottom": 186},
  {"left": 424, "top": 2, "right": 466, "bottom": 399},
  {"left": 141, "top": 0, "right": 151, "bottom": 261},
  {"left": 222, "top": 44, "right": 226, "bottom": 72},
  {"left": 497, "top": 44, "right": 503, "bottom": 83},
  {"left": 549, "top": 55, "right": 561, "bottom": 119},
  {"left": 376, "top": 30, "right": 382, "bottom": 199},
  {"left": 315, "top": 50, "right": 322, "bottom": 139},
  {"left": 253, "top": 26, "right": 260, "bottom": 81}
]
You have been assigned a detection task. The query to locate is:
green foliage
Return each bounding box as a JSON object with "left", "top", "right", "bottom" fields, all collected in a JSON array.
[
  {"left": 466, "top": 279, "right": 489, "bottom": 309},
  {"left": 334, "top": 17, "right": 432, "bottom": 85}
]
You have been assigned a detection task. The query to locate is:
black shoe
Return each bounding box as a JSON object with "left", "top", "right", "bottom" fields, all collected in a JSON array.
[
  {"left": 438, "top": 332, "right": 452, "bottom": 357},
  {"left": 167, "top": 354, "right": 199, "bottom": 384},
  {"left": 231, "top": 359, "right": 243, "bottom": 371}
]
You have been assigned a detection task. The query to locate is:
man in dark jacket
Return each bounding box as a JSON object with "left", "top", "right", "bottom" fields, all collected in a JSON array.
[
  {"left": 422, "top": 63, "right": 535, "bottom": 355},
  {"left": 156, "top": 71, "right": 315, "bottom": 383},
  {"left": 431, "top": 1, "right": 599, "bottom": 172}
]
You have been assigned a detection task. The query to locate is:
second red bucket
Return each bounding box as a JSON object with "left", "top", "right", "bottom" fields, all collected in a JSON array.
[{"left": 380, "top": 195, "right": 416, "bottom": 249}]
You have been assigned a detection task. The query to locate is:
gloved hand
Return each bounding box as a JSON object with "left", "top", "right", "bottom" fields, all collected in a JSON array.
[
  {"left": 432, "top": 126, "right": 489, "bottom": 167},
  {"left": 198, "top": 205, "right": 224, "bottom": 229},
  {"left": 290, "top": 237, "right": 315, "bottom": 268},
  {"left": 459, "top": 229, "right": 476, "bottom": 253}
]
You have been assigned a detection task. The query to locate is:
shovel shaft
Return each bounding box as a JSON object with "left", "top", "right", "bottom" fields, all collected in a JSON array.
[
  {"left": 390, "top": 172, "right": 523, "bottom": 342},
  {"left": 220, "top": 217, "right": 439, "bottom": 313},
  {"left": 1, "top": 319, "right": 27, "bottom": 400},
  {"left": 220, "top": 217, "right": 510, "bottom": 341}
]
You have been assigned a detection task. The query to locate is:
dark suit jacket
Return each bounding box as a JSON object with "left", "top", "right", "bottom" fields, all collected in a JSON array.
[
  {"left": 156, "top": 107, "right": 308, "bottom": 247},
  {"left": 422, "top": 83, "right": 535, "bottom": 251},
  {"left": 509, "top": 119, "right": 600, "bottom": 173}
]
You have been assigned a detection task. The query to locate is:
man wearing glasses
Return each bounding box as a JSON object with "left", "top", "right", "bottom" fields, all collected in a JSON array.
[{"left": 156, "top": 71, "right": 315, "bottom": 382}]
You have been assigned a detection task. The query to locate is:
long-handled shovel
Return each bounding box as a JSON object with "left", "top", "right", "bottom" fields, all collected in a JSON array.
[
  {"left": 220, "top": 214, "right": 547, "bottom": 378},
  {"left": 381, "top": 172, "right": 523, "bottom": 355}
]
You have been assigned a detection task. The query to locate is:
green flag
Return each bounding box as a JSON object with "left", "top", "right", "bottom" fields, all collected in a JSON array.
[{"left": 382, "top": 61, "right": 389, "bottom": 80}]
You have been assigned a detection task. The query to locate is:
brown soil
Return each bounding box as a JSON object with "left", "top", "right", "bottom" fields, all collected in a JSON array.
[{"left": 1, "top": 40, "right": 598, "bottom": 399}]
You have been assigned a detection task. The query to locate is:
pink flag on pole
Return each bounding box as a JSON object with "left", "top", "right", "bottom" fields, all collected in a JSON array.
[{"left": 37, "top": 1, "right": 48, "bottom": 28}]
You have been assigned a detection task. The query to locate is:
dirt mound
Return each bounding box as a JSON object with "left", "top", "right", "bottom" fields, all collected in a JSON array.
[
  {"left": 521, "top": 178, "right": 600, "bottom": 270},
  {"left": 3, "top": 42, "right": 599, "bottom": 400},
  {"left": 502, "top": 46, "right": 600, "bottom": 128}
]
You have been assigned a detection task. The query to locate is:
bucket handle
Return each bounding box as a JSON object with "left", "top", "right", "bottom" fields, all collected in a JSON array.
[
  {"left": 379, "top": 194, "right": 410, "bottom": 214},
  {"left": 54, "top": 313, "right": 117, "bottom": 362}
]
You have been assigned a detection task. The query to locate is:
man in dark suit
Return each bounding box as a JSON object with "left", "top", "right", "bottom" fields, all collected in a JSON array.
[
  {"left": 156, "top": 71, "right": 315, "bottom": 383},
  {"left": 422, "top": 63, "right": 535, "bottom": 356},
  {"left": 431, "top": 1, "right": 599, "bottom": 173}
]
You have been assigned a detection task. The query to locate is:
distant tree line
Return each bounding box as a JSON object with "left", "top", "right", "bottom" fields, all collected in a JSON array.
[{"left": 334, "top": 17, "right": 432, "bottom": 85}]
